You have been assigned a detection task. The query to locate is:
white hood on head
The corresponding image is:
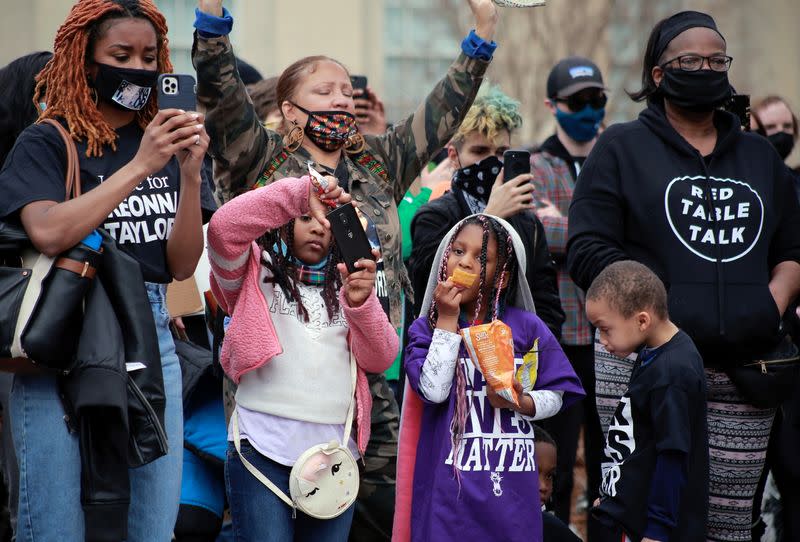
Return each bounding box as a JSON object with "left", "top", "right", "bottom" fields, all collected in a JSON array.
[{"left": 418, "top": 213, "right": 536, "bottom": 318}]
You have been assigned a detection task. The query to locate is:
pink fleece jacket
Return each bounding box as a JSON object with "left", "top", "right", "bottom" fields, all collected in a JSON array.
[{"left": 206, "top": 175, "right": 398, "bottom": 453}]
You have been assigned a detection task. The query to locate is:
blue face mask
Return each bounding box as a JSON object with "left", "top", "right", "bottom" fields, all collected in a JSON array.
[{"left": 555, "top": 105, "right": 605, "bottom": 143}]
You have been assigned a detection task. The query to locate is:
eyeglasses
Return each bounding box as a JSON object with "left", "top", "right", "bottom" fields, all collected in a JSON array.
[
  {"left": 660, "top": 54, "right": 733, "bottom": 73},
  {"left": 555, "top": 91, "right": 607, "bottom": 112}
]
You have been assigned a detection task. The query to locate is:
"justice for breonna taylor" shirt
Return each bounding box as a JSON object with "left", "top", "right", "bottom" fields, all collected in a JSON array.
[{"left": 0, "top": 120, "right": 182, "bottom": 283}]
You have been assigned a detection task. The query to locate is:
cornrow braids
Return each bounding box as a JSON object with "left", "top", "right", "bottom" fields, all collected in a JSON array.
[
  {"left": 259, "top": 221, "right": 343, "bottom": 323},
  {"left": 34, "top": 0, "right": 172, "bottom": 157}
]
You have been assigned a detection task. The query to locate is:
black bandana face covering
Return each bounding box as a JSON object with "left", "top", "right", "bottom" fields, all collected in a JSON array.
[
  {"left": 658, "top": 68, "right": 732, "bottom": 112},
  {"left": 767, "top": 132, "right": 795, "bottom": 160},
  {"left": 451, "top": 155, "right": 503, "bottom": 202},
  {"left": 92, "top": 62, "right": 158, "bottom": 111}
]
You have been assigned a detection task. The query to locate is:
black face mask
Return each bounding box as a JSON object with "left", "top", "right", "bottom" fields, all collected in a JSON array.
[
  {"left": 91, "top": 62, "right": 158, "bottom": 111},
  {"left": 767, "top": 131, "right": 795, "bottom": 161},
  {"left": 451, "top": 155, "right": 503, "bottom": 202},
  {"left": 658, "top": 68, "right": 732, "bottom": 113}
]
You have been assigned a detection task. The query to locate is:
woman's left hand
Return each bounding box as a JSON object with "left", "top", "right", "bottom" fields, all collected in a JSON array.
[
  {"left": 177, "top": 113, "right": 210, "bottom": 185},
  {"left": 339, "top": 249, "right": 380, "bottom": 308},
  {"left": 467, "top": 0, "right": 499, "bottom": 42}
]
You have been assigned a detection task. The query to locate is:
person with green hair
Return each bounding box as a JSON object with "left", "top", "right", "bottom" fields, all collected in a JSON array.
[{"left": 407, "top": 85, "right": 564, "bottom": 337}]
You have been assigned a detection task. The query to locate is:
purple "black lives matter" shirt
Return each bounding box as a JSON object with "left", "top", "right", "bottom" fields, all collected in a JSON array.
[{"left": 404, "top": 307, "right": 584, "bottom": 542}]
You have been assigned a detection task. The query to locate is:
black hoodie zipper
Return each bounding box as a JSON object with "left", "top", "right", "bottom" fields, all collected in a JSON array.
[{"left": 698, "top": 154, "right": 727, "bottom": 336}]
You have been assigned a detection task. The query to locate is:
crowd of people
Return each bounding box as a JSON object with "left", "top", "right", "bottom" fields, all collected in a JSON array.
[{"left": 0, "top": 0, "right": 798, "bottom": 541}]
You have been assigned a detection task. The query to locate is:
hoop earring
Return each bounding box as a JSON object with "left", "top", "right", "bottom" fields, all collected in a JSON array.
[
  {"left": 90, "top": 88, "right": 98, "bottom": 106},
  {"left": 344, "top": 132, "right": 366, "bottom": 155},
  {"left": 283, "top": 123, "right": 304, "bottom": 152}
]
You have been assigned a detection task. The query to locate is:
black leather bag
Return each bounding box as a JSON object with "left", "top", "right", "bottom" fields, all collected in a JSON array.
[
  {"left": 726, "top": 337, "right": 800, "bottom": 409},
  {"left": 0, "top": 118, "right": 101, "bottom": 372}
]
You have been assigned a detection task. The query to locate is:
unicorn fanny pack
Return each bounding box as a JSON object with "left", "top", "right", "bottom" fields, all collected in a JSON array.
[{"left": 231, "top": 353, "right": 359, "bottom": 519}]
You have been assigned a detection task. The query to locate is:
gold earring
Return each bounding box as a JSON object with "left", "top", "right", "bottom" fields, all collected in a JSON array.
[
  {"left": 284, "top": 122, "right": 304, "bottom": 152},
  {"left": 344, "top": 132, "right": 365, "bottom": 155}
]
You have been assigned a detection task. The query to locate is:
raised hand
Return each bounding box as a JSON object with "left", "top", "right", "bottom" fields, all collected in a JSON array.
[
  {"left": 307, "top": 175, "right": 351, "bottom": 229},
  {"left": 433, "top": 278, "right": 463, "bottom": 332},
  {"left": 483, "top": 169, "right": 535, "bottom": 218},
  {"left": 177, "top": 113, "right": 210, "bottom": 186},
  {"left": 197, "top": 0, "right": 223, "bottom": 16},
  {"left": 467, "top": 0, "right": 499, "bottom": 42},
  {"left": 354, "top": 86, "right": 387, "bottom": 136}
]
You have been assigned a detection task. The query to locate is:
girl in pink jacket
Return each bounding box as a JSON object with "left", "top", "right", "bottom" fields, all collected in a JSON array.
[{"left": 207, "top": 174, "right": 397, "bottom": 541}]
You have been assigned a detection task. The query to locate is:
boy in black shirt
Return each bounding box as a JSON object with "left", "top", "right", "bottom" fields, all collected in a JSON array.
[{"left": 585, "top": 261, "right": 708, "bottom": 542}]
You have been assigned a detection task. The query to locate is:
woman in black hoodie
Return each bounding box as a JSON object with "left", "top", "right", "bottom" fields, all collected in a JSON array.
[{"left": 567, "top": 11, "right": 800, "bottom": 542}]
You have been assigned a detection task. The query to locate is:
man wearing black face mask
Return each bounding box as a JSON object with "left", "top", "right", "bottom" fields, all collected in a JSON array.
[
  {"left": 408, "top": 86, "right": 564, "bottom": 337},
  {"left": 530, "top": 56, "right": 607, "bottom": 538},
  {"left": 568, "top": 10, "right": 800, "bottom": 542}
]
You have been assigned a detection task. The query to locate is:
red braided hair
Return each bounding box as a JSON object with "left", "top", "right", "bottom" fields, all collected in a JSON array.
[{"left": 33, "top": 0, "right": 172, "bottom": 157}]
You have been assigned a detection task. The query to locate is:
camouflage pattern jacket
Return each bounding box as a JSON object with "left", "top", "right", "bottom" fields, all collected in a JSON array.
[{"left": 193, "top": 33, "right": 489, "bottom": 328}]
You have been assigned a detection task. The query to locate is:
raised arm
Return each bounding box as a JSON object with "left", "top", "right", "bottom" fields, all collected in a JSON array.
[
  {"left": 370, "top": 0, "right": 498, "bottom": 203},
  {"left": 193, "top": 1, "right": 281, "bottom": 203}
]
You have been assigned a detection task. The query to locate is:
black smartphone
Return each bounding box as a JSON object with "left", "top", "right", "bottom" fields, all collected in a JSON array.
[
  {"left": 328, "top": 205, "right": 375, "bottom": 273},
  {"left": 350, "top": 75, "right": 368, "bottom": 98},
  {"left": 723, "top": 94, "right": 750, "bottom": 131},
  {"left": 503, "top": 149, "right": 531, "bottom": 182},
  {"left": 157, "top": 74, "right": 197, "bottom": 111}
]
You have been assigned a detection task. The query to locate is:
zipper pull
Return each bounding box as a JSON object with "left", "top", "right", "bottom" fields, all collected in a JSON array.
[{"left": 760, "top": 361, "right": 767, "bottom": 374}]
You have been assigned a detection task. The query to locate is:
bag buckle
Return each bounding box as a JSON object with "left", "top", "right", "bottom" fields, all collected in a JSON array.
[{"left": 760, "top": 361, "right": 767, "bottom": 375}]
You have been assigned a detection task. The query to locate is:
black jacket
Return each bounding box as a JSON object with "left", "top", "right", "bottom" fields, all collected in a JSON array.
[
  {"left": 59, "top": 233, "right": 167, "bottom": 542},
  {"left": 408, "top": 190, "right": 565, "bottom": 339},
  {"left": 568, "top": 102, "right": 800, "bottom": 365}
]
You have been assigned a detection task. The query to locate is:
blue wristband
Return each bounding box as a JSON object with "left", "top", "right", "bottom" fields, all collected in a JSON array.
[
  {"left": 461, "top": 29, "right": 497, "bottom": 61},
  {"left": 194, "top": 6, "right": 233, "bottom": 38}
]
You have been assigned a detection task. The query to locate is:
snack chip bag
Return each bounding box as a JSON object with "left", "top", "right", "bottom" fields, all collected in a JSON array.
[
  {"left": 515, "top": 339, "right": 539, "bottom": 392},
  {"left": 460, "top": 320, "right": 518, "bottom": 406}
]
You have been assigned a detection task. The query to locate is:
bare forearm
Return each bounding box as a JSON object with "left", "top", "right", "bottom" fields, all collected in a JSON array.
[
  {"left": 769, "top": 260, "right": 800, "bottom": 315},
  {"left": 22, "top": 160, "right": 147, "bottom": 257},
  {"left": 167, "top": 180, "right": 204, "bottom": 280}
]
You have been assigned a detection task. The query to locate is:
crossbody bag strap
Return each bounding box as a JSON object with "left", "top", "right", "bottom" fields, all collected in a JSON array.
[
  {"left": 341, "top": 349, "right": 357, "bottom": 445},
  {"left": 231, "top": 409, "right": 296, "bottom": 509},
  {"left": 38, "top": 118, "right": 81, "bottom": 200}
]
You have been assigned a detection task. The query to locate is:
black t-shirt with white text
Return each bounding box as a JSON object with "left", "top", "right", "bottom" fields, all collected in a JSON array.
[
  {"left": 0, "top": 120, "right": 184, "bottom": 283},
  {"left": 595, "top": 330, "right": 708, "bottom": 541}
]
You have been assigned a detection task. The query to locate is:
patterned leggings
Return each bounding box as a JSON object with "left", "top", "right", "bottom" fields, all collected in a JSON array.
[{"left": 594, "top": 334, "right": 775, "bottom": 542}]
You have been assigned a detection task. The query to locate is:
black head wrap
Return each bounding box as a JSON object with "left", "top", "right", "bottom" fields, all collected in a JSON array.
[{"left": 652, "top": 11, "right": 725, "bottom": 66}]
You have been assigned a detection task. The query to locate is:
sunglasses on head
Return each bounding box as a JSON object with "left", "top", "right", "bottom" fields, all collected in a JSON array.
[{"left": 555, "top": 91, "right": 607, "bottom": 112}]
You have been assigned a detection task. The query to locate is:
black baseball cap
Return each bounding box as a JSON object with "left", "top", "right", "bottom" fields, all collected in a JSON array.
[{"left": 546, "top": 56, "right": 606, "bottom": 99}]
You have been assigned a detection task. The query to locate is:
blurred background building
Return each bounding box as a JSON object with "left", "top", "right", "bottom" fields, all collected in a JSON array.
[{"left": 2, "top": 0, "right": 799, "bottom": 161}]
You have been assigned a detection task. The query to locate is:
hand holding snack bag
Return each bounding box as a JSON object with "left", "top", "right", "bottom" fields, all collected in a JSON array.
[{"left": 460, "top": 320, "right": 519, "bottom": 406}]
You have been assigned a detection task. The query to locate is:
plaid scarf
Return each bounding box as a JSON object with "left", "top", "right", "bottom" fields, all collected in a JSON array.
[{"left": 295, "top": 264, "right": 327, "bottom": 286}]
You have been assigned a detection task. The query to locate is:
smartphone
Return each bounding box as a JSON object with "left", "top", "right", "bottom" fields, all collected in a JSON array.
[
  {"left": 350, "top": 75, "right": 368, "bottom": 98},
  {"left": 723, "top": 94, "right": 751, "bottom": 131},
  {"left": 157, "top": 74, "right": 197, "bottom": 111},
  {"left": 503, "top": 149, "right": 531, "bottom": 182},
  {"left": 328, "top": 204, "right": 375, "bottom": 273}
]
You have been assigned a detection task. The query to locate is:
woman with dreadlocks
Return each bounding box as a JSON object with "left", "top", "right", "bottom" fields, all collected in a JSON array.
[
  {"left": 395, "top": 214, "right": 584, "bottom": 542},
  {"left": 0, "top": 0, "right": 208, "bottom": 540},
  {"left": 206, "top": 173, "right": 397, "bottom": 541}
]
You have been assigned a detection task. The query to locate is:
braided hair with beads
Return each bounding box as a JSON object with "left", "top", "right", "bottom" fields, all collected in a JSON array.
[
  {"left": 428, "top": 215, "right": 519, "bottom": 477},
  {"left": 33, "top": 0, "right": 171, "bottom": 158},
  {"left": 258, "top": 220, "right": 343, "bottom": 322}
]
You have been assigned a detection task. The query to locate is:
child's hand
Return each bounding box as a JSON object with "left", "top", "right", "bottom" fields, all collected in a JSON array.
[
  {"left": 338, "top": 248, "right": 380, "bottom": 308},
  {"left": 433, "top": 279, "right": 462, "bottom": 332},
  {"left": 307, "top": 175, "right": 351, "bottom": 228},
  {"left": 486, "top": 381, "right": 535, "bottom": 416}
]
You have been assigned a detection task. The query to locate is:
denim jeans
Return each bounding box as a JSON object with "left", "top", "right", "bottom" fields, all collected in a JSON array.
[
  {"left": 11, "top": 282, "right": 183, "bottom": 542},
  {"left": 225, "top": 440, "right": 354, "bottom": 542}
]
